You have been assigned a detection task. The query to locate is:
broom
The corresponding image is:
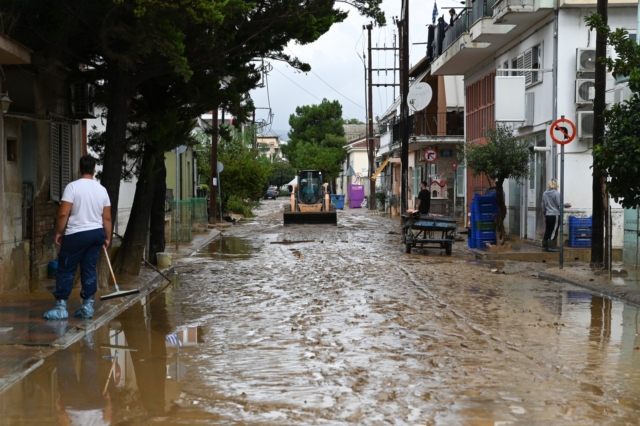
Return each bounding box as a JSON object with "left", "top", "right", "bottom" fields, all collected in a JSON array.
[{"left": 100, "top": 246, "right": 140, "bottom": 301}]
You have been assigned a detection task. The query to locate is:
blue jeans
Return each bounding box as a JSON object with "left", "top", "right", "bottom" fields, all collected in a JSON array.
[{"left": 53, "top": 228, "right": 105, "bottom": 301}]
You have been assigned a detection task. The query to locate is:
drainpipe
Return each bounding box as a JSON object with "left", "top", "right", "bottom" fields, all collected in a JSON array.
[{"left": 552, "top": 0, "right": 559, "bottom": 179}]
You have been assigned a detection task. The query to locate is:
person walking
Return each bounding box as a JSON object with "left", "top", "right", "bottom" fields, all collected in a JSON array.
[
  {"left": 416, "top": 181, "right": 431, "bottom": 215},
  {"left": 541, "top": 178, "right": 570, "bottom": 252},
  {"left": 44, "top": 155, "right": 112, "bottom": 320}
]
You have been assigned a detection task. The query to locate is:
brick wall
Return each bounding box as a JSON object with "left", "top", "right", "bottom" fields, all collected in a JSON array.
[
  {"left": 33, "top": 180, "right": 58, "bottom": 275},
  {"left": 465, "top": 71, "right": 497, "bottom": 225}
]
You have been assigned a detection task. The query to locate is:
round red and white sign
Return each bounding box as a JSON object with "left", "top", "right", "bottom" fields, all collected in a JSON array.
[{"left": 423, "top": 148, "right": 438, "bottom": 163}]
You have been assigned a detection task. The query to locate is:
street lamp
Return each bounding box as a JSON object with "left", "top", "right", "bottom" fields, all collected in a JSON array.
[{"left": 1, "top": 92, "right": 12, "bottom": 113}]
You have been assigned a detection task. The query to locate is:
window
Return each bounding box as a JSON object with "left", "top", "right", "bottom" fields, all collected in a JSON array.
[
  {"left": 6, "top": 139, "right": 17, "bottom": 162},
  {"left": 531, "top": 45, "right": 542, "bottom": 84},
  {"left": 511, "top": 58, "right": 518, "bottom": 76},
  {"left": 50, "top": 123, "right": 72, "bottom": 202},
  {"left": 412, "top": 167, "right": 422, "bottom": 196},
  {"left": 456, "top": 165, "right": 465, "bottom": 197}
]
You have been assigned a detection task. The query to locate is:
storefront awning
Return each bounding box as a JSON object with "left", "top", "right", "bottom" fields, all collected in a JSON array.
[{"left": 370, "top": 158, "right": 390, "bottom": 181}]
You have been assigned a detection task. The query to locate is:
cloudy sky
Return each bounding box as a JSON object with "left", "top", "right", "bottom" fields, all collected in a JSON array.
[{"left": 249, "top": 0, "right": 462, "bottom": 139}]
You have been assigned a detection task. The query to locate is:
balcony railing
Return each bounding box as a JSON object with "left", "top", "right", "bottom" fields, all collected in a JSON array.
[
  {"left": 432, "top": 0, "right": 496, "bottom": 60},
  {"left": 390, "top": 112, "right": 464, "bottom": 145}
]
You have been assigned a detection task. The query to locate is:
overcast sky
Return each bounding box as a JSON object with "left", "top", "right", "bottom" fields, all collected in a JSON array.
[{"left": 249, "top": 0, "right": 462, "bottom": 139}]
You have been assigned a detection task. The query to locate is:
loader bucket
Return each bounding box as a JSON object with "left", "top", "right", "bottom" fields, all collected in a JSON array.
[{"left": 283, "top": 211, "right": 337, "bottom": 226}]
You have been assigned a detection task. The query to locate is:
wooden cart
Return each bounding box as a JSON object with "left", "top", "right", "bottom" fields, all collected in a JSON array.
[{"left": 401, "top": 213, "right": 457, "bottom": 255}]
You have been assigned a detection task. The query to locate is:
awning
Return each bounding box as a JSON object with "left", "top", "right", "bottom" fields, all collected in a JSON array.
[{"left": 370, "top": 158, "right": 390, "bottom": 181}]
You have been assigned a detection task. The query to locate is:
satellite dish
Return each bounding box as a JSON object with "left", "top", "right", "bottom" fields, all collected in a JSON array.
[
  {"left": 407, "top": 82, "right": 433, "bottom": 112},
  {"left": 579, "top": 50, "right": 597, "bottom": 72}
]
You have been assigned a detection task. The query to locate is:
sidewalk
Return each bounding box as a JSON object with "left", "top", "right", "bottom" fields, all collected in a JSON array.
[{"left": 0, "top": 228, "right": 221, "bottom": 394}]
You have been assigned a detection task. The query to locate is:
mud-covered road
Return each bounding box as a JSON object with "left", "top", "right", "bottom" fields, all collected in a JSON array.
[{"left": 4, "top": 199, "right": 640, "bottom": 425}]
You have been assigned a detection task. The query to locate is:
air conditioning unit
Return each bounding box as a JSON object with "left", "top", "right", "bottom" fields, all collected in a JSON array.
[
  {"left": 577, "top": 111, "right": 594, "bottom": 139},
  {"left": 576, "top": 48, "right": 596, "bottom": 73},
  {"left": 71, "top": 83, "right": 96, "bottom": 118},
  {"left": 575, "top": 79, "right": 595, "bottom": 104}
]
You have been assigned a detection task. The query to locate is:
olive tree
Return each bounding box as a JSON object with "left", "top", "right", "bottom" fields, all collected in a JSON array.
[{"left": 464, "top": 126, "right": 532, "bottom": 245}]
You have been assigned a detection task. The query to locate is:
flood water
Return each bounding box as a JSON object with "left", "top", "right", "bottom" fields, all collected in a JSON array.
[{"left": 3, "top": 200, "right": 640, "bottom": 424}]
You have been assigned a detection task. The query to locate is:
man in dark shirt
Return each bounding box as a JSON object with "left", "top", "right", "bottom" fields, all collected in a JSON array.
[{"left": 416, "top": 181, "right": 431, "bottom": 215}]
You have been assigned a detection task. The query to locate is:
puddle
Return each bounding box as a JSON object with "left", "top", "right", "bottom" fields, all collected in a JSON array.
[{"left": 195, "top": 236, "right": 257, "bottom": 260}]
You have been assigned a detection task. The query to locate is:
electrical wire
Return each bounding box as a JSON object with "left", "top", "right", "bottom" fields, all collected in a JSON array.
[
  {"left": 286, "top": 46, "right": 365, "bottom": 110},
  {"left": 272, "top": 67, "right": 323, "bottom": 102}
]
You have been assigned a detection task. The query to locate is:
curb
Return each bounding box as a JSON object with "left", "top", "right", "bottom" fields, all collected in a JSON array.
[
  {"left": 189, "top": 230, "right": 222, "bottom": 257},
  {"left": 538, "top": 271, "right": 640, "bottom": 308}
]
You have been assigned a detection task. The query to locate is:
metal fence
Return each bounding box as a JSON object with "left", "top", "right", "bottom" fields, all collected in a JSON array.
[
  {"left": 191, "top": 198, "right": 208, "bottom": 225},
  {"left": 169, "top": 200, "right": 192, "bottom": 242}
]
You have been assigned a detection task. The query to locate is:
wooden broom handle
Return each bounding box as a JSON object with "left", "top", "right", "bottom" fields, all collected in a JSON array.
[{"left": 103, "top": 246, "right": 118, "bottom": 287}]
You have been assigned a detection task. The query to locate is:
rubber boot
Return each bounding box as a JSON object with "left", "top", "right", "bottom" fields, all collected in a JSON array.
[
  {"left": 542, "top": 240, "right": 549, "bottom": 252},
  {"left": 43, "top": 300, "right": 69, "bottom": 320},
  {"left": 548, "top": 239, "right": 559, "bottom": 252},
  {"left": 74, "top": 299, "right": 94, "bottom": 319}
]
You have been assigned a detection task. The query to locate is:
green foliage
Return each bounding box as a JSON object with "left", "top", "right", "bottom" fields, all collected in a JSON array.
[
  {"left": 375, "top": 191, "right": 386, "bottom": 206},
  {"left": 283, "top": 99, "right": 348, "bottom": 182},
  {"left": 226, "top": 196, "right": 255, "bottom": 218},
  {"left": 218, "top": 131, "right": 272, "bottom": 212},
  {"left": 464, "top": 126, "right": 531, "bottom": 184},
  {"left": 268, "top": 161, "right": 296, "bottom": 188},
  {"left": 463, "top": 126, "right": 532, "bottom": 244},
  {"left": 346, "top": 118, "right": 364, "bottom": 124},
  {"left": 585, "top": 13, "right": 640, "bottom": 208}
]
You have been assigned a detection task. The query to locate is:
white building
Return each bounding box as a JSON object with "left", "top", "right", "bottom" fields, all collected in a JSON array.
[{"left": 430, "top": 0, "right": 638, "bottom": 246}]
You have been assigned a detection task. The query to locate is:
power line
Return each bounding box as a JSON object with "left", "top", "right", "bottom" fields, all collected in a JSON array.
[
  {"left": 272, "top": 67, "right": 323, "bottom": 102},
  {"left": 286, "top": 46, "right": 365, "bottom": 111}
]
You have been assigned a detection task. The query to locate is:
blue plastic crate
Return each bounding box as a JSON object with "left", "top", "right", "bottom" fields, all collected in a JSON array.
[
  {"left": 473, "top": 230, "right": 496, "bottom": 239},
  {"left": 569, "top": 238, "right": 591, "bottom": 248},
  {"left": 569, "top": 216, "right": 592, "bottom": 226},
  {"left": 472, "top": 204, "right": 499, "bottom": 214},
  {"left": 570, "top": 229, "right": 592, "bottom": 238},
  {"left": 474, "top": 193, "right": 497, "bottom": 203},
  {"left": 471, "top": 212, "right": 496, "bottom": 222},
  {"left": 468, "top": 237, "right": 475, "bottom": 248}
]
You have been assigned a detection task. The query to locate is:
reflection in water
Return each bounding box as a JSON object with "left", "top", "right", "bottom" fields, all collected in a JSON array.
[
  {"left": 55, "top": 341, "right": 112, "bottom": 425},
  {"left": 196, "top": 236, "right": 256, "bottom": 260}
]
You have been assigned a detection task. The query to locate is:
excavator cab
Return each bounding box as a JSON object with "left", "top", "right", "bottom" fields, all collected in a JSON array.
[{"left": 283, "top": 170, "right": 337, "bottom": 226}]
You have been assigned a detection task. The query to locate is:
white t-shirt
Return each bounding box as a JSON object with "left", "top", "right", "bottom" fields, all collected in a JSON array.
[{"left": 61, "top": 178, "right": 111, "bottom": 235}]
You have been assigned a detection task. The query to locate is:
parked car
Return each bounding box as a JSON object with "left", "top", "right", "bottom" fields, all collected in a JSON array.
[{"left": 265, "top": 187, "right": 278, "bottom": 200}]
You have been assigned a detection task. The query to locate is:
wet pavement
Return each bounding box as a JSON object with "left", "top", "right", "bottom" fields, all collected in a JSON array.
[{"left": 3, "top": 200, "right": 640, "bottom": 424}]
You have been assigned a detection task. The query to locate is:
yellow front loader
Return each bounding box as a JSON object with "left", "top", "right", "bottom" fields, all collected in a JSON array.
[{"left": 283, "top": 170, "right": 337, "bottom": 226}]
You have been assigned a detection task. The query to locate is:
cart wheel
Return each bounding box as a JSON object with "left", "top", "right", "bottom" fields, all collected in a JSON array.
[
  {"left": 445, "top": 241, "right": 452, "bottom": 256},
  {"left": 405, "top": 243, "right": 412, "bottom": 254}
]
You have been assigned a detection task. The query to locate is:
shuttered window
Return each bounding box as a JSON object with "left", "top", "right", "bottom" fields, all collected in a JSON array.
[
  {"left": 50, "top": 123, "right": 72, "bottom": 202},
  {"left": 523, "top": 49, "right": 533, "bottom": 84}
]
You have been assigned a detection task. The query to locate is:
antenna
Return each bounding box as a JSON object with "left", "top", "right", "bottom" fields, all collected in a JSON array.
[{"left": 407, "top": 82, "right": 433, "bottom": 112}]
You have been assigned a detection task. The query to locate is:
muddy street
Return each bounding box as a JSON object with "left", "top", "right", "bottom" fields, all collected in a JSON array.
[{"left": 3, "top": 200, "right": 640, "bottom": 425}]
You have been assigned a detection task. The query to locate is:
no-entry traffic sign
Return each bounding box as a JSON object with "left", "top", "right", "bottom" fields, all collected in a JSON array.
[
  {"left": 423, "top": 147, "right": 438, "bottom": 163},
  {"left": 550, "top": 118, "right": 577, "bottom": 145}
]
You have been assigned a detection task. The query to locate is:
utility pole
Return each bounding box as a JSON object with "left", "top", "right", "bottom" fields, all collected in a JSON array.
[
  {"left": 366, "top": 23, "right": 377, "bottom": 210},
  {"left": 209, "top": 109, "right": 219, "bottom": 224},
  {"left": 591, "top": 0, "right": 608, "bottom": 267},
  {"left": 399, "top": 0, "right": 410, "bottom": 213}
]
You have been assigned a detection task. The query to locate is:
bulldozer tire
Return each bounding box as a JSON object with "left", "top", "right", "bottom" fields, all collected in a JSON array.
[
  {"left": 284, "top": 204, "right": 292, "bottom": 213},
  {"left": 329, "top": 204, "right": 336, "bottom": 212}
]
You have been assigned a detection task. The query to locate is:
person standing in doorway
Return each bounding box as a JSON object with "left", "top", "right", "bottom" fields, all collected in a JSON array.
[
  {"left": 416, "top": 181, "right": 431, "bottom": 215},
  {"left": 541, "top": 178, "right": 571, "bottom": 252},
  {"left": 44, "top": 155, "right": 112, "bottom": 320}
]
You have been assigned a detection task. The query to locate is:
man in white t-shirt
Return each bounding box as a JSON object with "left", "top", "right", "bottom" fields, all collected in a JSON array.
[{"left": 44, "top": 155, "right": 112, "bottom": 320}]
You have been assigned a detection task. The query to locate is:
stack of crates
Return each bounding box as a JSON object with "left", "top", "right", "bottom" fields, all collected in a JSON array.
[
  {"left": 569, "top": 216, "right": 592, "bottom": 248},
  {"left": 468, "top": 193, "right": 498, "bottom": 248}
]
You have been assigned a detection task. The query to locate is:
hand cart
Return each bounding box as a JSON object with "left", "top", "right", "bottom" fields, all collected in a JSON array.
[{"left": 401, "top": 213, "right": 457, "bottom": 255}]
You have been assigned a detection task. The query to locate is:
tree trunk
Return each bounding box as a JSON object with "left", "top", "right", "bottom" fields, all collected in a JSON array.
[
  {"left": 149, "top": 159, "right": 167, "bottom": 265},
  {"left": 112, "top": 146, "right": 160, "bottom": 275},
  {"left": 591, "top": 0, "right": 608, "bottom": 267},
  {"left": 495, "top": 179, "right": 507, "bottom": 245},
  {"left": 101, "top": 65, "right": 132, "bottom": 218}
]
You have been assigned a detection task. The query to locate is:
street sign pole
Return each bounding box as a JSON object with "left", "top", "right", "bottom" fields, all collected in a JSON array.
[
  {"left": 560, "top": 139, "right": 565, "bottom": 269},
  {"left": 549, "top": 115, "right": 576, "bottom": 269}
]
